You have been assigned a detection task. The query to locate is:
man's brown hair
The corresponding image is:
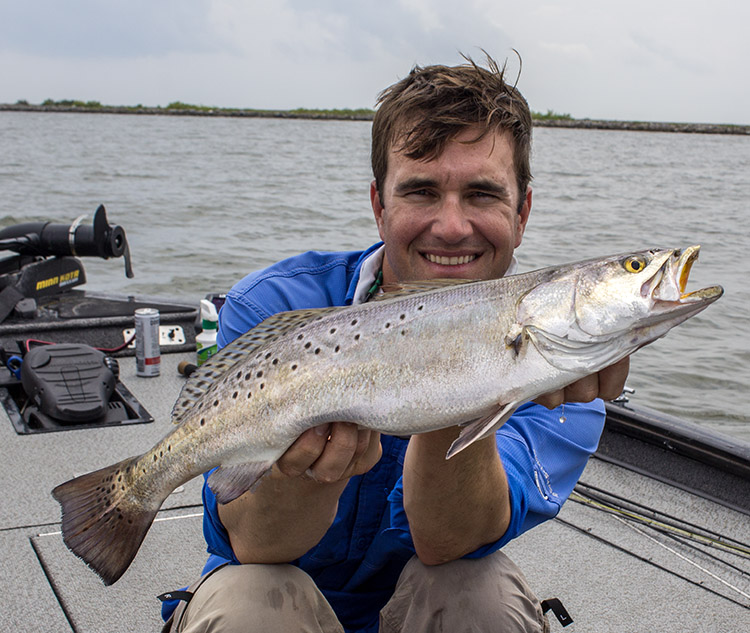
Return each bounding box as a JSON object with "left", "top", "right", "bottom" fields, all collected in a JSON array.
[{"left": 371, "top": 53, "right": 533, "bottom": 209}]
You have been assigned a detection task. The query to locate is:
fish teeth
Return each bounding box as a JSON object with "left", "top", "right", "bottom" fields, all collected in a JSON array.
[{"left": 425, "top": 254, "right": 477, "bottom": 266}]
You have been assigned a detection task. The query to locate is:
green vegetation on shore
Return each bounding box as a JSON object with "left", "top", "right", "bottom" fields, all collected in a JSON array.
[
  {"left": 11, "top": 99, "right": 572, "bottom": 121},
  {"left": 4, "top": 99, "right": 748, "bottom": 135}
]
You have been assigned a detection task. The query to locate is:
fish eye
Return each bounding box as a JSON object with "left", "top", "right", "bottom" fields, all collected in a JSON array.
[{"left": 622, "top": 256, "right": 647, "bottom": 273}]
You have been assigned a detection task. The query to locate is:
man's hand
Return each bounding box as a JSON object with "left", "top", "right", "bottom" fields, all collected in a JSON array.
[
  {"left": 277, "top": 422, "right": 382, "bottom": 484},
  {"left": 535, "top": 356, "right": 630, "bottom": 409},
  {"left": 219, "top": 423, "right": 381, "bottom": 564}
]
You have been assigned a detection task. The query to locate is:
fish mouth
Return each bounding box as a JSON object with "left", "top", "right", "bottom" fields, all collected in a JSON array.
[{"left": 645, "top": 245, "right": 723, "bottom": 309}]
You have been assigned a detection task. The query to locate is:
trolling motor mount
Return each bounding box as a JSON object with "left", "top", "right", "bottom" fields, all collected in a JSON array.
[{"left": 0, "top": 205, "right": 133, "bottom": 323}]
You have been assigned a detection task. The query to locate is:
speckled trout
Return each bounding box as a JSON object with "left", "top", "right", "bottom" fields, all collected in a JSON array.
[{"left": 53, "top": 246, "right": 722, "bottom": 584}]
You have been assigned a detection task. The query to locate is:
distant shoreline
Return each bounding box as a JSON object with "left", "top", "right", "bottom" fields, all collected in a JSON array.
[{"left": 2, "top": 102, "right": 748, "bottom": 136}]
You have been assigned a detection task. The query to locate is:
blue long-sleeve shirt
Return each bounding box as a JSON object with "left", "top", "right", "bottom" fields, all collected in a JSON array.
[{"left": 173, "top": 244, "right": 605, "bottom": 632}]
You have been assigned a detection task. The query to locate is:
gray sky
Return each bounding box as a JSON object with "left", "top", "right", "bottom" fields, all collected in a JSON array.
[{"left": 2, "top": 0, "right": 748, "bottom": 124}]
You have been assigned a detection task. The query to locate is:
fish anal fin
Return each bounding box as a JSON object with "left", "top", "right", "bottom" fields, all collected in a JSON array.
[
  {"left": 446, "top": 402, "right": 518, "bottom": 459},
  {"left": 207, "top": 461, "right": 276, "bottom": 504},
  {"left": 52, "top": 456, "right": 166, "bottom": 585}
]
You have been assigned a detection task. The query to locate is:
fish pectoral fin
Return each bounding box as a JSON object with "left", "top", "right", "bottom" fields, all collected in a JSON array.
[
  {"left": 207, "top": 461, "right": 276, "bottom": 504},
  {"left": 447, "top": 402, "right": 518, "bottom": 459},
  {"left": 526, "top": 325, "right": 631, "bottom": 373}
]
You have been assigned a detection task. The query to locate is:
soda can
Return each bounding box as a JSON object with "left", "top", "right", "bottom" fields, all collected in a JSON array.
[{"left": 135, "top": 308, "right": 160, "bottom": 377}]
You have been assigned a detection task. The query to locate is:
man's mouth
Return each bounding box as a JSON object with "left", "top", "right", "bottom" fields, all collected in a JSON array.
[{"left": 423, "top": 253, "right": 478, "bottom": 266}]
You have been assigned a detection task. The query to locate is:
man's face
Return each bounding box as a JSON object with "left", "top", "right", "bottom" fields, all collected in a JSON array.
[{"left": 371, "top": 127, "right": 531, "bottom": 285}]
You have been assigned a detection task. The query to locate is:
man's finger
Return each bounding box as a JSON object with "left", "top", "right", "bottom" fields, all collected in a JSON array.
[
  {"left": 563, "top": 373, "right": 600, "bottom": 403},
  {"left": 277, "top": 424, "right": 331, "bottom": 478},
  {"left": 596, "top": 357, "right": 630, "bottom": 401},
  {"left": 308, "top": 422, "right": 360, "bottom": 483},
  {"left": 534, "top": 389, "right": 564, "bottom": 410}
]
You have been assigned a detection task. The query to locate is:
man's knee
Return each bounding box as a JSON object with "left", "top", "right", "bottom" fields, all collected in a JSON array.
[
  {"left": 381, "top": 552, "right": 548, "bottom": 633},
  {"left": 175, "top": 564, "right": 343, "bottom": 633}
]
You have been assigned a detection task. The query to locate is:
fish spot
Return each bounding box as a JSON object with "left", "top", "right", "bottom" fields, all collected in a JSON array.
[
  {"left": 385, "top": 322, "right": 391, "bottom": 328},
  {"left": 314, "top": 348, "right": 321, "bottom": 354},
  {"left": 329, "top": 328, "right": 336, "bottom": 334},
  {"left": 247, "top": 392, "right": 252, "bottom": 399},
  {"left": 200, "top": 418, "right": 206, "bottom": 426},
  {"left": 257, "top": 371, "right": 263, "bottom": 378},
  {"left": 260, "top": 383, "right": 265, "bottom": 390},
  {"left": 152, "top": 455, "right": 157, "bottom": 462},
  {"left": 335, "top": 345, "right": 340, "bottom": 353},
  {"left": 236, "top": 371, "right": 241, "bottom": 380},
  {"left": 401, "top": 330, "right": 406, "bottom": 336},
  {"left": 304, "top": 342, "right": 312, "bottom": 349},
  {"left": 168, "top": 445, "right": 171, "bottom": 452},
  {"left": 265, "top": 352, "right": 272, "bottom": 359},
  {"left": 272, "top": 358, "right": 279, "bottom": 365},
  {"left": 213, "top": 400, "right": 219, "bottom": 407},
  {"left": 354, "top": 334, "right": 360, "bottom": 341},
  {"left": 400, "top": 314, "right": 406, "bottom": 320},
  {"left": 351, "top": 319, "right": 358, "bottom": 326},
  {"left": 232, "top": 391, "right": 238, "bottom": 399},
  {"left": 297, "top": 334, "right": 304, "bottom": 340},
  {"left": 291, "top": 364, "right": 298, "bottom": 370},
  {"left": 245, "top": 372, "right": 252, "bottom": 380}
]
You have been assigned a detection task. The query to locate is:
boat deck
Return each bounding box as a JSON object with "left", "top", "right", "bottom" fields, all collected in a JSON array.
[{"left": 2, "top": 351, "right": 749, "bottom": 632}]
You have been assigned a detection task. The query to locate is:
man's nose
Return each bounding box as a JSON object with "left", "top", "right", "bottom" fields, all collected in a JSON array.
[{"left": 431, "top": 196, "right": 472, "bottom": 243}]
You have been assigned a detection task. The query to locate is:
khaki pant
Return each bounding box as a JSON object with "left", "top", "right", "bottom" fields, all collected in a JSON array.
[{"left": 166, "top": 551, "right": 549, "bottom": 632}]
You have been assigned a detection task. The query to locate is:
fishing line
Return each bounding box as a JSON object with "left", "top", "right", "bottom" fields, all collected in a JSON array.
[
  {"left": 611, "top": 513, "right": 750, "bottom": 603},
  {"left": 647, "top": 525, "right": 750, "bottom": 579}
]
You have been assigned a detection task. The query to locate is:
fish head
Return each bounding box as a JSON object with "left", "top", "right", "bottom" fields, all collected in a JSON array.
[
  {"left": 571, "top": 246, "right": 723, "bottom": 339},
  {"left": 516, "top": 246, "right": 723, "bottom": 373}
]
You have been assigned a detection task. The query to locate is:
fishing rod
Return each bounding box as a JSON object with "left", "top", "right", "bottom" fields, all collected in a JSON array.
[{"left": 563, "top": 482, "right": 750, "bottom": 610}]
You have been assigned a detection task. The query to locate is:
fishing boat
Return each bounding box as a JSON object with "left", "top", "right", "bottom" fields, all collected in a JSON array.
[{"left": 1, "top": 211, "right": 747, "bottom": 632}]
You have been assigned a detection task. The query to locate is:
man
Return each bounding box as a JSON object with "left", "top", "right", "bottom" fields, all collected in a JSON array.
[{"left": 163, "top": 56, "right": 628, "bottom": 632}]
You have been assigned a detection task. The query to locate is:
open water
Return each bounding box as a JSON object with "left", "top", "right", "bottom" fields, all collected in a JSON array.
[{"left": 1, "top": 112, "right": 748, "bottom": 440}]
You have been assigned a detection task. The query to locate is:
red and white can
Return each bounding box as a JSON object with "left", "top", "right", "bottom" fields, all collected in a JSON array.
[{"left": 135, "top": 308, "right": 160, "bottom": 377}]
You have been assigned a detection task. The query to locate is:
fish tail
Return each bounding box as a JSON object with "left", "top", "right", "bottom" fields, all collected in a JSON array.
[{"left": 52, "top": 456, "right": 165, "bottom": 585}]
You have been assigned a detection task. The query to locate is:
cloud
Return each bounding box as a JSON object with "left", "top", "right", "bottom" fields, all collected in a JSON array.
[
  {"left": 0, "top": 0, "right": 219, "bottom": 58},
  {"left": 0, "top": 0, "right": 748, "bottom": 122}
]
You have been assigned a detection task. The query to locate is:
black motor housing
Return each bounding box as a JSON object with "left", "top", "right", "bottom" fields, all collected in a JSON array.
[{"left": 20, "top": 344, "right": 116, "bottom": 422}]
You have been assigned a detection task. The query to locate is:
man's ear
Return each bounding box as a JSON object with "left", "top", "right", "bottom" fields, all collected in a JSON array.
[
  {"left": 515, "top": 186, "right": 532, "bottom": 248},
  {"left": 370, "top": 180, "right": 386, "bottom": 237}
]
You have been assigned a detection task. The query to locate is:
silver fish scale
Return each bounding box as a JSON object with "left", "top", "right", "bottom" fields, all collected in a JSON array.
[{"left": 224, "top": 279, "right": 531, "bottom": 440}]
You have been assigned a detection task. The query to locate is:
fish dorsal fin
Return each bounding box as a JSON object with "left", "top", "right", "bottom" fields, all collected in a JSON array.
[
  {"left": 374, "top": 278, "right": 479, "bottom": 301},
  {"left": 170, "top": 305, "right": 346, "bottom": 423}
]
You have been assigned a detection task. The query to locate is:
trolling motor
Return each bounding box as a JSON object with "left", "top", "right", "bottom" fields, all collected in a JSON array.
[{"left": 0, "top": 205, "right": 133, "bottom": 323}]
